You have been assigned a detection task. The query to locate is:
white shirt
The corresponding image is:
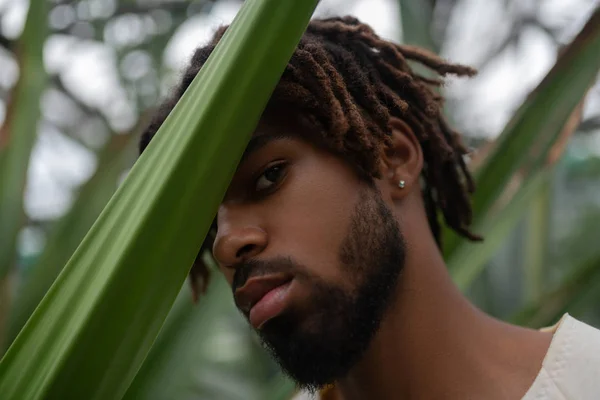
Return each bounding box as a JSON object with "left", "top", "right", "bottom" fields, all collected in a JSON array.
[
  {"left": 522, "top": 313, "right": 600, "bottom": 399},
  {"left": 293, "top": 314, "right": 600, "bottom": 399}
]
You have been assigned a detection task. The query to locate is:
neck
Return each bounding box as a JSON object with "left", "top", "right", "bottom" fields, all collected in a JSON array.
[{"left": 335, "top": 224, "right": 552, "bottom": 400}]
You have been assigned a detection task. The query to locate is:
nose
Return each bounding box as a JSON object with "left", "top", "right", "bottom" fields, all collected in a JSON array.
[{"left": 212, "top": 212, "right": 268, "bottom": 269}]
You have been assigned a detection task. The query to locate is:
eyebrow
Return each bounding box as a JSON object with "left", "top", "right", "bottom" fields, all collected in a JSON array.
[{"left": 240, "top": 131, "right": 297, "bottom": 163}]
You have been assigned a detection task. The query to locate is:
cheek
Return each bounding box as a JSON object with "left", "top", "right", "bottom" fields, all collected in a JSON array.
[{"left": 265, "top": 157, "right": 361, "bottom": 281}]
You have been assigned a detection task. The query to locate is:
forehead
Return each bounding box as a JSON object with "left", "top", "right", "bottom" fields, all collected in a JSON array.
[{"left": 240, "top": 111, "right": 325, "bottom": 162}]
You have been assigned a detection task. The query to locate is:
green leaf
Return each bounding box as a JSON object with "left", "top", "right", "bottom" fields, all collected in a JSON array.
[
  {"left": 444, "top": 9, "right": 600, "bottom": 279},
  {"left": 398, "top": 0, "right": 437, "bottom": 52},
  {"left": 0, "top": 1, "right": 48, "bottom": 277},
  {"left": 124, "top": 270, "right": 289, "bottom": 400},
  {"left": 470, "top": 9, "right": 600, "bottom": 223},
  {"left": 0, "top": 1, "right": 319, "bottom": 399},
  {"left": 449, "top": 169, "right": 551, "bottom": 290},
  {"left": 6, "top": 135, "right": 137, "bottom": 346},
  {"left": 522, "top": 178, "right": 551, "bottom": 303},
  {"left": 510, "top": 254, "right": 600, "bottom": 328},
  {"left": 448, "top": 90, "right": 588, "bottom": 290},
  {"left": 511, "top": 204, "right": 600, "bottom": 327},
  {"left": 263, "top": 378, "right": 298, "bottom": 400}
]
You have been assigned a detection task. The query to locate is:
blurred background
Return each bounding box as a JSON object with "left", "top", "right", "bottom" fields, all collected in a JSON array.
[{"left": 0, "top": 0, "right": 599, "bottom": 399}]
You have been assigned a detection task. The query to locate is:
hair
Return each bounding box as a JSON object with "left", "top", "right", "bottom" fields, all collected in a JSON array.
[{"left": 139, "top": 16, "right": 482, "bottom": 300}]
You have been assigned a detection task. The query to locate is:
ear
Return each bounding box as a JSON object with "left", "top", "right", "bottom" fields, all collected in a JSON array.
[{"left": 378, "top": 117, "right": 424, "bottom": 199}]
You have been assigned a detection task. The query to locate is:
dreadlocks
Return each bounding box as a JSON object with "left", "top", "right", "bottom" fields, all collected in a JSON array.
[{"left": 140, "top": 16, "right": 482, "bottom": 300}]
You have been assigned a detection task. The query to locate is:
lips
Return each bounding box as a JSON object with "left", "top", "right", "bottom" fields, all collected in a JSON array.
[{"left": 235, "top": 274, "right": 293, "bottom": 329}]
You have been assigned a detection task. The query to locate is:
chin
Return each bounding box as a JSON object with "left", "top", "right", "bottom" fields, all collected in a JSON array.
[{"left": 257, "top": 309, "right": 361, "bottom": 389}]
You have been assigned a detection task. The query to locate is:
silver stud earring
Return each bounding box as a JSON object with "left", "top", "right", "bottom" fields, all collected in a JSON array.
[{"left": 398, "top": 180, "right": 406, "bottom": 189}]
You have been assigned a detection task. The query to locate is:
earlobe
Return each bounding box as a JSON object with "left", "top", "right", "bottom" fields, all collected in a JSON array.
[{"left": 380, "top": 117, "right": 424, "bottom": 198}]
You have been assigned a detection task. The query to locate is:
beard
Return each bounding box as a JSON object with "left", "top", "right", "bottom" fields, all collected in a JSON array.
[{"left": 255, "top": 188, "right": 406, "bottom": 393}]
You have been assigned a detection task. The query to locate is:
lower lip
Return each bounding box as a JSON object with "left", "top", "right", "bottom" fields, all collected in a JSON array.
[{"left": 249, "top": 281, "right": 293, "bottom": 329}]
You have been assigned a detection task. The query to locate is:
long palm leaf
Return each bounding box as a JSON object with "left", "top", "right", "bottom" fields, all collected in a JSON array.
[
  {"left": 5, "top": 135, "right": 137, "bottom": 346},
  {"left": 0, "top": 1, "right": 319, "bottom": 399},
  {"left": 511, "top": 254, "right": 600, "bottom": 328},
  {"left": 124, "top": 269, "right": 287, "bottom": 400},
  {"left": 445, "top": 9, "right": 600, "bottom": 286}
]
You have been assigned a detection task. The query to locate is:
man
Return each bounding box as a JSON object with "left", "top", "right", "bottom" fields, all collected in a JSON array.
[{"left": 140, "top": 16, "right": 600, "bottom": 400}]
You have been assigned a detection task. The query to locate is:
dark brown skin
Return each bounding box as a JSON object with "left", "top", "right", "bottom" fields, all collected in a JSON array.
[{"left": 212, "top": 117, "right": 552, "bottom": 400}]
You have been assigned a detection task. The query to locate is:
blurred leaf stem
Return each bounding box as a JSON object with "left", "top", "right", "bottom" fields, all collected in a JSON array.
[
  {"left": 0, "top": 0, "right": 48, "bottom": 349},
  {"left": 398, "top": 0, "right": 437, "bottom": 52},
  {"left": 523, "top": 178, "right": 551, "bottom": 303},
  {"left": 445, "top": 8, "right": 600, "bottom": 289}
]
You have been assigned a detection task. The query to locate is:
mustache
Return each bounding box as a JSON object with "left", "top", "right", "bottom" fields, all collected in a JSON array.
[{"left": 232, "top": 256, "right": 300, "bottom": 293}]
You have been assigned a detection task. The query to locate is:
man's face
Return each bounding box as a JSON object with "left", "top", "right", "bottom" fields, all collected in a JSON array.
[{"left": 213, "top": 122, "right": 406, "bottom": 391}]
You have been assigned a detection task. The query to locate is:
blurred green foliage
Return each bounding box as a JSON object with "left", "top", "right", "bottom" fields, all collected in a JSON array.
[{"left": 0, "top": 0, "right": 599, "bottom": 398}]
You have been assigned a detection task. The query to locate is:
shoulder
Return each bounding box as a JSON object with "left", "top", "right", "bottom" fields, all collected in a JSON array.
[{"left": 523, "top": 314, "right": 600, "bottom": 399}]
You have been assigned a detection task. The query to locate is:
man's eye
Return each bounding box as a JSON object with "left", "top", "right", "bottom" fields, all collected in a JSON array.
[{"left": 255, "top": 163, "right": 286, "bottom": 192}]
